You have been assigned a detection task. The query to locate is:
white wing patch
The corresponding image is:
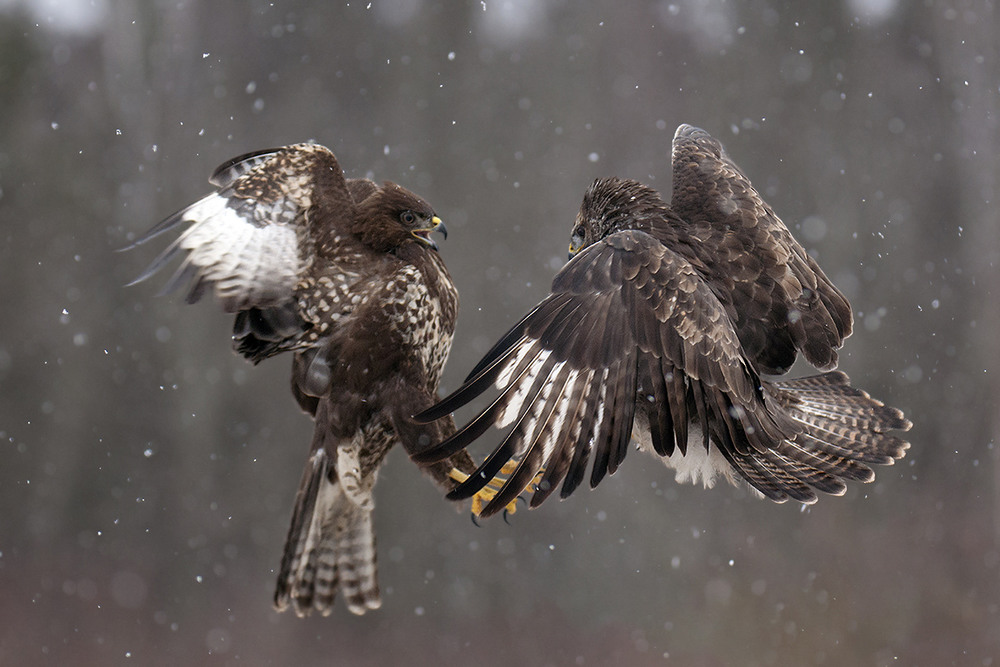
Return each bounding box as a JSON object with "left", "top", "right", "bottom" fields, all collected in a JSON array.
[
  {"left": 566, "top": 368, "right": 596, "bottom": 447},
  {"left": 179, "top": 194, "right": 301, "bottom": 307},
  {"left": 495, "top": 337, "right": 534, "bottom": 390},
  {"left": 496, "top": 347, "right": 552, "bottom": 429},
  {"left": 539, "top": 366, "right": 579, "bottom": 462},
  {"left": 511, "top": 359, "right": 565, "bottom": 458},
  {"left": 143, "top": 192, "right": 304, "bottom": 312}
]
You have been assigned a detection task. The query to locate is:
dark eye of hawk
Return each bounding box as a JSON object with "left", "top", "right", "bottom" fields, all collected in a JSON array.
[
  {"left": 573, "top": 224, "right": 585, "bottom": 239},
  {"left": 400, "top": 211, "right": 417, "bottom": 225}
]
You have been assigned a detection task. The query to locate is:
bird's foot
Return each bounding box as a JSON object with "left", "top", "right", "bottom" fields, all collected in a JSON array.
[{"left": 448, "top": 461, "right": 543, "bottom": 518}]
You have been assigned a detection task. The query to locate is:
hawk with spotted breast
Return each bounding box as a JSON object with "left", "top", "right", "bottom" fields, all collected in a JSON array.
[
  {"left": 413, "top": 124, "right": 911, "bottom": 515},
  {"left": 127, "top": 143, "right": 479, "bottom": 616}
]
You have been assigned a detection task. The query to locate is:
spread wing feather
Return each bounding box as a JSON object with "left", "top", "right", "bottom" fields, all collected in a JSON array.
[
  {"left": 209, "top": 147, "right": 284, "bottom": 187},
  {"left": 414, "top": 124, "right": 909, "bottom": 518},
  {"left": 126, "top": 143, "right": 354, "bottom": 313},
  {"left": 413, "top": 230, "right": 774, "bottom": 516},
  {"left": 668, "top": 124, "right": 853, "bottom": 373}
]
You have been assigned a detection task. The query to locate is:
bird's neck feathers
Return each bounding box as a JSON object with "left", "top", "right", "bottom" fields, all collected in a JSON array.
[
  {"left": 393, "top": 239, "right": 435, "bottom": 264},
  {"left": 584, "top": 177, "right": 669, "bottom": 239}
]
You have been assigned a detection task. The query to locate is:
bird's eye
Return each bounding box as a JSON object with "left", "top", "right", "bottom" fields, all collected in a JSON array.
[
  {"left": 573, "top": 225, "right": 585, "bottom": 239},
  {"left": 400, "top": 211, "right": 417, "bottom": 225}
]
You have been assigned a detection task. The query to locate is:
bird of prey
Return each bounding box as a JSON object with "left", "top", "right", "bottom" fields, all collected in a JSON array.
[
  {"left": 127, "top": 143, "right": 480, "bottom": 616},
  {"left": 413, "top": 124, "right": 911, "bottom": 517}
]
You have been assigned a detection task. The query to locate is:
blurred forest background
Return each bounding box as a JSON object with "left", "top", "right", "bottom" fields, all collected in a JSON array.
[{"left": 1, "top": 0, "right": 997, "bottom": 664}]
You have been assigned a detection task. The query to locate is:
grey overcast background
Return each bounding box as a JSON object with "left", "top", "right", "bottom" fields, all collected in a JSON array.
[{"left": 1, "top": 0, "right": 997, "bottom": 664}]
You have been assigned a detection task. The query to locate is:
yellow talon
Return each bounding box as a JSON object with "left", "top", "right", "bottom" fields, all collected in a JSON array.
[{"left": 449, "top": 460, "right": 543, "bottom": 518}]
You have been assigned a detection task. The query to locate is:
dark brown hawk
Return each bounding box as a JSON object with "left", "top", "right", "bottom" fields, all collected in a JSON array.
[
  {"left": 128, "top": 143, "right": 479, "bottom": 616},
  {"left": 413, "top": 124, "right": 911, "bottom": 516}
]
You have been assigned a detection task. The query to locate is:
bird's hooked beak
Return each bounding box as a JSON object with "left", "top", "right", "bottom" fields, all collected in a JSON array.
[
  {"left": 412, "top": 216, "right": 448, "bottom": 250},
  {"left": 568, "top": 242, "right": 582, "bottom": 261}
]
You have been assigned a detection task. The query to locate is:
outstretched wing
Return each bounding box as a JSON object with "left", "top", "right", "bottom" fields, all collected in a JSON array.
[
  {"left": 125, "top": 144, "right": 354, "bottom": 313},
  {"left": 668, "top": 124, "right": 853, "bottom": 374},
  {"left": 412, "top": 230, "right": 788, "bottom": 517}
]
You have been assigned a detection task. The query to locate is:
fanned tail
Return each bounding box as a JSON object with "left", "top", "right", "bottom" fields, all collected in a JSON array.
[
  {"left": 726, "top": 371, "right": 911, "bottom": 503},
  {"left": 273, "top": 448, "right": 381, "bottom": 616}
]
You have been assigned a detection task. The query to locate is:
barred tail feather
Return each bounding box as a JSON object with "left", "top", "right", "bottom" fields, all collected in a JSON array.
[
  {"left": 746, "top": 371, "right": 911, "bottom": 502},
  {"left": 274, "top": 448, "right": 381, "bottom": 616}
]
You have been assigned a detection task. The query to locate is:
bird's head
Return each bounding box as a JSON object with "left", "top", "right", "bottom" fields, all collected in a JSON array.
[
  {"left": 569, "top": 177, "right": 667, "bottom": 258},
  {"left": 357, "top": 182, "right": 447, "bottom": 252}
]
